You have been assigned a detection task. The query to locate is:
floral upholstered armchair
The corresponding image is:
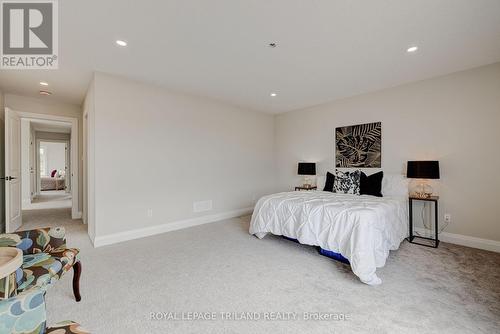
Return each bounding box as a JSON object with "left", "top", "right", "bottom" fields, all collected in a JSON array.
[
  {"left": 0, "top": 286, "right": 89, "bottom": 334},
  {"left": 0, "top": 227, "right": 81, "bottom": 301}
]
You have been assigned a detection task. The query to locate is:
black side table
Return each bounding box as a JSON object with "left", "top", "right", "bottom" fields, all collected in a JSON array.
[{"left": 408, "top": 196, "right": 439, "bottom": 248}]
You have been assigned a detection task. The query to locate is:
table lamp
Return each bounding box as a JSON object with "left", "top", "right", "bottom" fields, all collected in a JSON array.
[
  {"left": 298, "top": 162, "right": 316, "bottom": 188},
  {"left": 407, "top": 161, "right": 440, "bottom": 198}
]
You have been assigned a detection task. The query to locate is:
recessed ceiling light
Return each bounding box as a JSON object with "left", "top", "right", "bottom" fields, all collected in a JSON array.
[
  {"left": 407, "top": 46, "right": 418, "bottom": 53},
  {"left": 116, "top": 40, "right": 127, "bottom": 47},
  {"left": 39, "top": 90, "right": 52, "bottom": 96},
  {"left": 270, "top": 93, "right": 277, "bottom": 97},
  {"left": 39, "top": 81, "right": 49, "bottom": 86}
]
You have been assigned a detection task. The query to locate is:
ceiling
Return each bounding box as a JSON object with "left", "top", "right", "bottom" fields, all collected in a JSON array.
[{"left": 1, "top": 0, "right": 500, "bottom": 113}]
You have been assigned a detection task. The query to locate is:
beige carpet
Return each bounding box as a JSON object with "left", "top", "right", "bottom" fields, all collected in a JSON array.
[
  {"left": 23, "top": 190, "right": 72, "bottom": 210},
  {"left": 20, "top": 210, "right": 500, "bottom": 333}
]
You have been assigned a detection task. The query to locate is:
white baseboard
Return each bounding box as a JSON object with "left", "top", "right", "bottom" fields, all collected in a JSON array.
[
  {"left": 91, "top": 210, "right": 499, "bottom": 253},
  {"left": 414, "top": 228, "right": 500, "bottom": 253},
  {"left": 93, "top": 207, "right": 254, "bottom": 248},
  {"left": 72, "top": 211, "right": 82, "bottom": 219}
]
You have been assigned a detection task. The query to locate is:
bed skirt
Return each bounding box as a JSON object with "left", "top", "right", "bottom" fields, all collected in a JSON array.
[{"left": 282, "top": 236, "right": 350, "bottom": 265}]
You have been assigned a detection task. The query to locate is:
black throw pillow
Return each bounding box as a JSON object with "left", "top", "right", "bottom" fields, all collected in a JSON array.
[
  {"left": 360, "top": 171, "right": 383, "bottom": 197},
  {"left": 323, "top": 172, "right": 335, "bottom": 192}
]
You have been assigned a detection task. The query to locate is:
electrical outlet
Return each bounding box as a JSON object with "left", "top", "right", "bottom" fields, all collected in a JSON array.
[
  {"left": 444, "top": 214, "right": 451, "bottom": 223},
  {"left": 147, "top": 209, "right": 153, "bottom": 218}
]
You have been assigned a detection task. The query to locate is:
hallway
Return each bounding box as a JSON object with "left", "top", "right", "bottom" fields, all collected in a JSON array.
[
  {"left": 20, "top": 189, "right": 80, "bottom": 232},
  {"left": 23, "top": 190, "right": 72, "bottom": 211},
  {"left": 21, "top": 208, "right": 85, "bottom": 237}
]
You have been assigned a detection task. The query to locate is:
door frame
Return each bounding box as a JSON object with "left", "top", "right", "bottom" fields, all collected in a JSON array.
[
  {"left": 13, "top": 110, "right": 80, "bottom": 220},
  {"left": 36, "top": 138, "right": 71, "bottom": 195}
]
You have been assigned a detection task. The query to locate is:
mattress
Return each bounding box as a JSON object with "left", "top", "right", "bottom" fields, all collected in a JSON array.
[{"left": 249, "top": 191, "right": 408, "bottom": 285}]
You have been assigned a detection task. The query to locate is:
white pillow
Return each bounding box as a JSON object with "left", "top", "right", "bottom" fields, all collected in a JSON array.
[{"left": 382, "top": 174, "right": 409, "bottom": 197}]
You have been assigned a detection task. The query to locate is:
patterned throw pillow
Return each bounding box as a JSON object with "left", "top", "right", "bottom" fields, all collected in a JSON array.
[{"left": 334, "top": 170, "right": 361, "bottom": 194}]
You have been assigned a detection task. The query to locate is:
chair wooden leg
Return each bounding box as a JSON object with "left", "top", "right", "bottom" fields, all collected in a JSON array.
[{"left": 72, "top": 261, "right": 81, "bottom": 302}]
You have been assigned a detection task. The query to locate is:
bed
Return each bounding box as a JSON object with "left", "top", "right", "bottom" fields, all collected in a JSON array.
[
  {"left": 41, "top": 177, "right": 66, "bottom": 191},
  {"left": 249, "top": 189, "right": 408, "bottom": 285}
]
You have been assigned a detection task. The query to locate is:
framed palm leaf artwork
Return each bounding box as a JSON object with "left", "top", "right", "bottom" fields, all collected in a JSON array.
[{"left": 335, "top": 122, "right": 381, "bottom": 168}]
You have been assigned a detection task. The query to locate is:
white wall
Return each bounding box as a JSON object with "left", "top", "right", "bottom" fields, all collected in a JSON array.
[
  {"left": 40, "top": 141, "right": 66, "bottom": 177},
  {"left": 36, "top": 131, "right": 70, "bottom": 141},
  {"left": 275, "top": 62, "right": 500, "bottom": 242},
  {"left": 88, "top": 72, "right": 275, "bottom": 239},
  {"left": 4, "top": 94, "right": 83, "bottom": 212}
]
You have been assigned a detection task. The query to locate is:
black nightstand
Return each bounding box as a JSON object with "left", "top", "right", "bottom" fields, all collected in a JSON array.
[
  {"left": 408, "top": 196, "right": 439, "bottom": 248},
  {"left": 295, "top": 186, "right": 317, "bottom": 191}
]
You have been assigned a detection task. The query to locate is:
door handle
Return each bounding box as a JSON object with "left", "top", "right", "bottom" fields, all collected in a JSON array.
[{"left": 1, "top": 176, "right": 17, "bottom": 181}]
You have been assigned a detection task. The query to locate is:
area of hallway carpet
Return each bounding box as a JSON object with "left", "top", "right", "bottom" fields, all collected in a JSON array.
[{"left": 23, "top": 190, "right": 72, "bottom": 210}]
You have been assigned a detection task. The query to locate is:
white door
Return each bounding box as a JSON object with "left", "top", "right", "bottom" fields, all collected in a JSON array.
[{"left": 5, "top": 109, "right": 22, "bottom": 232}]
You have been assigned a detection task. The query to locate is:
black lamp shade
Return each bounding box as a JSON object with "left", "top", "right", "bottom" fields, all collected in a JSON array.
[
  {"left": 298, "top": 162, "right": 316, "bottom": 175},
  {"left": 407, "top": 161, "right": 440, "bottom": 179}
]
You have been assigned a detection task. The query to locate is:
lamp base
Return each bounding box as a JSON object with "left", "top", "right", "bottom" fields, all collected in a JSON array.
[
  {"left": 411, "top": 181, "right": 434, "bottom": 198},
  {"left": 302, "top": 176, "right": 312, "bottom": 188},
  {"left": 411, "top": 191, "right": 431, "bottom": 199}
]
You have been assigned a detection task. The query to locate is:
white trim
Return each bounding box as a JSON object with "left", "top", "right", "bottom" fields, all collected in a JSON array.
[
  {"left": 15, "top": 111, "right": 79, "bottom": 220},
  {"left": 82, "top": 112, "right": 88, "bottom": 225},
  {"left": 414, "top": 228, "right": 500, "bottom": 253},
  {"left": 35, "top": 138, "right": 70, "bottom": 194},
  {"left": 74, "top": 211, "right": 82, "bottom": 219},
  {"left": 82, "top": 79, "right": 95, "bottom": 240},
  {"left": 439, "top": 231, "right": 500, "bottom": 253},
  {"left": 93, "top": 207, "right": 254, "bottom": 248}
]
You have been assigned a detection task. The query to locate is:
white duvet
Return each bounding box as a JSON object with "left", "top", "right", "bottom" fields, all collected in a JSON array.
[{"left": 249, "top": 191, "right": 408, "bottom": 285}]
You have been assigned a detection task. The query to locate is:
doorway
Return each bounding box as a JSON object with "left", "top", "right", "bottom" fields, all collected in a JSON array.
[
  {"left": 24, "top": 138, "right": 71, "bottom": 210},
  {"left": 4, "top": 108, "right": 81, "bottom": 232}
]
